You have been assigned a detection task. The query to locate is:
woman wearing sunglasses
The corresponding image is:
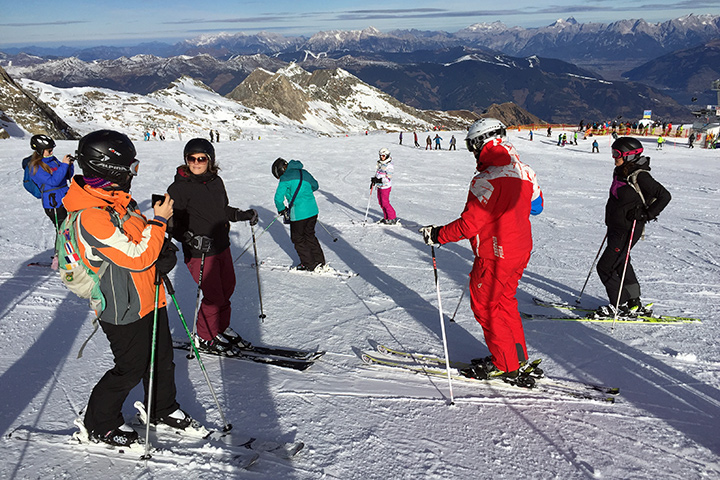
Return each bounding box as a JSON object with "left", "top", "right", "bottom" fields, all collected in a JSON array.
[
  {"left": 590, "top": 137, "right": 671, "bottom": 319},
  {"left": 167, "top": 138, "right": 258, "bottom": 354}
]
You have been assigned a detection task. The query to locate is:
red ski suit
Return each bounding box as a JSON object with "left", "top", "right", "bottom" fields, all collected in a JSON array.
[{"left": 437, "top": 138, "right": 543, "bottom": 372}]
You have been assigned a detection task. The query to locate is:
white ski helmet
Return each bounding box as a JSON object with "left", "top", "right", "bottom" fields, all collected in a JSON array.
[
  {"left": 378, "top": 147, "right": 391, "bottom": 163},
  {"left": 465, "top": 118, "right": 507, "bottom": 153}
]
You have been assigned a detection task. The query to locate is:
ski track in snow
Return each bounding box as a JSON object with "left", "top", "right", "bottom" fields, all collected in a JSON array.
[{"left": 0, "top": 132, "right": 719, "bottom": 479}]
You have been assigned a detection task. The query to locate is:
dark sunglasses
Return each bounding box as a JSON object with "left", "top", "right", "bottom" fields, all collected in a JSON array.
[{"left": 186, "top": 155, "right": 209, "bottom": 164}]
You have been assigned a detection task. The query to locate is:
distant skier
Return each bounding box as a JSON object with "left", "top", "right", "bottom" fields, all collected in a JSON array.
[
  {"left": 449, "top": 135, "right": 457, "bottom": 150},
  {"left": 370, "top": 147, "right": 397, "bottom": 225},
  {"left": 434, "top": 134, "right": 443, "bottom": 150},
  {"left": 657, "top": 135, "right": 665, "bottom": 150},
  {"left": 547, "top": 126, "right": 552, "bottom": 137},
  {"left": 688, "top": 134, "right": 694, "bottom": 149},
  {"left": 592, "top": 139, "right": 599, "bottom": 153},
  {"left": 399, "top": 132, "right": 403, "bottom": 145},
  {"left": 414, "top": 131, "right": 419, "bottom": 147},
  {"left": 426, "top": 135, "right": 432, "bottom": 150},
  {"left": 590, "top": 137, "right": 671, "bottom": 319},
  {"left": 419, "top": 118, "right": 544, "bottom": 381}
]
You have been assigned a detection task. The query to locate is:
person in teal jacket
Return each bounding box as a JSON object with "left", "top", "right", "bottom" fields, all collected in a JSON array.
[{"left": 272, "top": 158, "right": 325, "bottom": 271}]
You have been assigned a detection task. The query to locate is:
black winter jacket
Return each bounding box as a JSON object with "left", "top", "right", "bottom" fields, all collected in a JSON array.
[
  {"left": 604, "top": 158, "right": 671, "bottom": 232},
  {"left": 167, "top": 167, "right": 250, "bottom": 258}
]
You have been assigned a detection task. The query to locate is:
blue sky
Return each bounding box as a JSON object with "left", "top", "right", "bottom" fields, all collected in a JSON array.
[{"left": 0, "top": 0, "right": 718, "bottom": 48}]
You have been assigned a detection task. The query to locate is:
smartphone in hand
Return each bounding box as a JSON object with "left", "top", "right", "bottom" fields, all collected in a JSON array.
[{"left": 152, "top": 194, "right": 165, "bottom": 206}]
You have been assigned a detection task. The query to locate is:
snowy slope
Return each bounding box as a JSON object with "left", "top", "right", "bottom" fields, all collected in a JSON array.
[{"left": 0, "top": 130, "right": 718, "bottom": 479}]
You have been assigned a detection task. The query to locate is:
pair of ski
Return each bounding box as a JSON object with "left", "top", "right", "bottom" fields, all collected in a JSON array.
[
  {"left": 525, "top": 298, "right": 701, "bottom": 324},
  {"left": 9, "top": 403, "right": 303, "bottom": 470},
  {"left": 173, "top": 339, "right": 325, "bottom": 371},
  {"left": 361, "top": 344, "right": 619, "bottom": 403},
  {"left": 252, "top": 260, "right": 357, "bottom": 279}
]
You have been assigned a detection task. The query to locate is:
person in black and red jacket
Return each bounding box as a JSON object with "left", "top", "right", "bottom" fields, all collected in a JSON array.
[
  {"left": 167, "top": 138, "right": 257, "bottom": 354},
  {"left": 591, "top": 137, "right": 671, "bottom": 319}
]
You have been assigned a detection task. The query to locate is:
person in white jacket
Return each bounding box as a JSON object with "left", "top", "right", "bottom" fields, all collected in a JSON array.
[{"left": 370, "top": 148, "right": 397, "bottom": 224}]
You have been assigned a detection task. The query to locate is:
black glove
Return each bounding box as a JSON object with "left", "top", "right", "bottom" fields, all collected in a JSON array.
[
  {"left": 279, "top": 208, "right": 291, "bottom": 224},
  {"left": 627, "top": 206, "right": 651, "bottom": 222},
  {"left": 155, "top": 238, "right": 179, "bottom": 275},
  {"left": 370, "top": 177, "right": 382, "bottom": 186},
  {"left": 183, "top": 231, "right": 213, "bottom": 253},
  {"left": 232, "top": 208, "right": 259, "bottom": 225},
  {"left": 419, "top": 225, "right": 441, "bottom": 245}
]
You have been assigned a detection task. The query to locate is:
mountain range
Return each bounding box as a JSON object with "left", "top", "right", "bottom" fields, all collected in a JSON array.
[
  {"left": 0, "top": 62, "right": 474, "bottom": 141},
  {"left": 1, "top": 14, "right": 718, "bottom": 132}
]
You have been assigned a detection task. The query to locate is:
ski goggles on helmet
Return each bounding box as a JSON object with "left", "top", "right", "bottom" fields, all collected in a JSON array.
[
  {"left": 129, "top": 159, "right": 140, "bottom": 176},
  {"left": 612, "top": 147, "right": 643, "bottom": 159}
]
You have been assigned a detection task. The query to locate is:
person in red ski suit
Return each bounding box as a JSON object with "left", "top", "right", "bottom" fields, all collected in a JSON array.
[{"left": 420, "top": 119, "right": 543, "bottom": 378}]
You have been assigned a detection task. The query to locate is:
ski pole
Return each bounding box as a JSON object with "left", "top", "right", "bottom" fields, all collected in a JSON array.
[
  {"left": 142, "top": 268, "right": 162, "bottom": 459},
  {"left": 188, "top": 252, "right": 206, "bottom": 359},
  {"left": 233, "top": 213, "right": 283, "bottom": 264},
  {"left": 576, "top": 232, "right": 608, "bottom": 304},
  {"left": 250, "top": 224, "right": 266, "bottom": 321},
  {"left": 431, "top": 245, "right": 455, "bottom": 405},
  {"left": 162, "top": 275, "right": 232, "bottom": 432},
  {"left": 318, "top": 220, "right": 338, "bottom": 242},
  {"left": 612, "top": 220, "right": 636, "bottom": 331},
  {"left": 363, "top": 184, "right": 375, "bottom": 224},
  {"left": 449, "top": 288, "right": 465, "bottom": 323}
]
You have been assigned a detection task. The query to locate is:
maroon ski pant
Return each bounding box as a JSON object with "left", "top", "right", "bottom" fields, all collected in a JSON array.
[{"left": 185, "top": 247, "right": 236, "bottom": 341}]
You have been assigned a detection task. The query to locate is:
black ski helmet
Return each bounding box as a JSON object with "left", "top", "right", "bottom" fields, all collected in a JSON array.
[
  {"left": 76, "top": 130, "right": 138, "bottom": 184},
  {"left": 30, "top": 134, "right": 55, "bottom": 154},
  {"left": 272, "top": 158, "right": 288, "bottom": 179},
  {"left": 183, "top": 138, "right": 215, "bottom": 165},
  {"left": 611, "top": 137, "right": 644, "bottom": 163}
]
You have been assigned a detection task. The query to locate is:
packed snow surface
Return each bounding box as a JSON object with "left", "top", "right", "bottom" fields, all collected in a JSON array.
[{"left": 1, "top": 130, "right": 718, "bottom": 479}]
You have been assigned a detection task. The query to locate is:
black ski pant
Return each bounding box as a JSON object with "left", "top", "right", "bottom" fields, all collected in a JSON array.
[
  {"left": 290, "top": 215, "right": 325, "bottom": 270},
  {"left": 84, "top": 307, "right": 179, "bottom": 435},
  {"left": 596, "top": 226, "right": 644, "bottom": 306}
]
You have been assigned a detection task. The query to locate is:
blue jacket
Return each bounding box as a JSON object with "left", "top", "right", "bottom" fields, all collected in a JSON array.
[
  {"left": 274, "top": 160, "right": 319, "bottom": 221},
  {"left": 29, "top": 156, "right": 74, "bottom": 209}
]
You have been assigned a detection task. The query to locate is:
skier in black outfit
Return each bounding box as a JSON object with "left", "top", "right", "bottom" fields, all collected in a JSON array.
[{"left": 591, "top": 137, "right": 671, "bottom": 318}]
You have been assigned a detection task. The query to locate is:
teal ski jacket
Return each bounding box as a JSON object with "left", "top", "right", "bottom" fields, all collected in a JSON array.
[{"left": 273, "top": 160, "right": 319, "bottom": 221}]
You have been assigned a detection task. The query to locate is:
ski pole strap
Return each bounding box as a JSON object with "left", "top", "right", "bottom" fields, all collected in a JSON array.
[
  {"left": 76, "top": 317, "right": 100, "bottom": 359},
  {"left": 286, "top": 170, "right": 303, "bottom": 215}
]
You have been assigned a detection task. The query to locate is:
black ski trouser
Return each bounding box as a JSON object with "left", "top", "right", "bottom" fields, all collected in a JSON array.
[
  {"left": 596, "top": 226, "right": 644, "bottom": 306},
  {"left": 290, "top": 215, "right": 325, "bottom": 270},
  {"left": 84, "top": 307, "right": 179, "bottom": 435}
]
